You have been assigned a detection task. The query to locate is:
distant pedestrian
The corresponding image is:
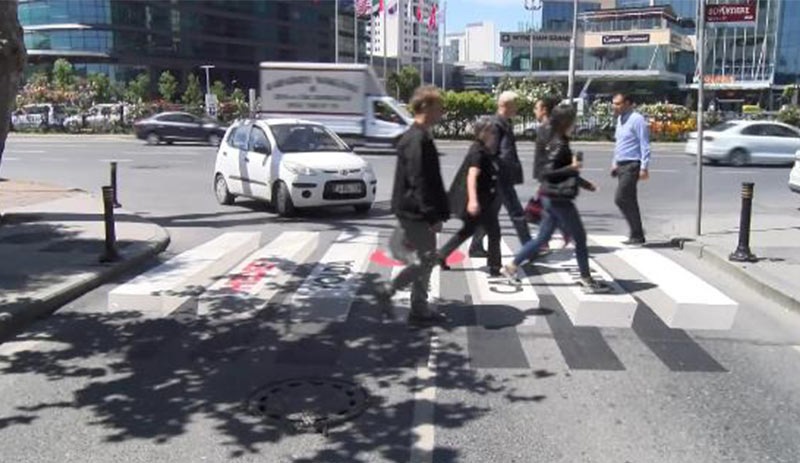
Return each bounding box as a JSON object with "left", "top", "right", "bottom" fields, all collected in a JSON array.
[
  {"left": 469, "top": 91, "right": 531, "bottom": 257},
  {"left": 611, "top": 93, "right": 650, "bottom": 245},
  {"left": 438, "top": 116, "right": 502, "bottom": 276},
  {"left": 502, "top": 104, "right": 609, "bottom": 294},
  {"left": 377, "top": 86, "right": 450, "bottom": 325}
]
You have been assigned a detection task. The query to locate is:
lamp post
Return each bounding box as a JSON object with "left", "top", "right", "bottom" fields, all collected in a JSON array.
[
  {"left": 567, "top": 0, "right": 578, "bottom": 103},
  {"left": 695, "top": 3, "right": 706, "bottom": 237},
  {"left": 200, "top": 64, "right": 214, "bottom": 95},
  {"left": 523, "top": 0, "right": 542, "bottom": 77},
  {"left": 200, "top": 64, "right": 215, "bottom": 117}
]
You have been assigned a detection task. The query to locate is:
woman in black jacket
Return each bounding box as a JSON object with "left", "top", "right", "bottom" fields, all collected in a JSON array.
[
  {"left": 502, "top": 104, "right": 610, "bottom": 293},
  {"left": 438, "top": 116, "right": 502, "bottom": 276}
]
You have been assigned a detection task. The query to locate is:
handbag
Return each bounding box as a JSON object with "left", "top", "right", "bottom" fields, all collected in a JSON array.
[{"left": 524, "top": 193, "right": 544, "bottom": 224}]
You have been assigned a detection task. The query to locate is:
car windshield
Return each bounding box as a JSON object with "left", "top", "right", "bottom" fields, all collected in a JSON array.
[
  {"left": 270, "top": 124, "right": 349, "bottom": 153},
  {"left": 708, "top": 122, "right": 738, "bottom": 132}
]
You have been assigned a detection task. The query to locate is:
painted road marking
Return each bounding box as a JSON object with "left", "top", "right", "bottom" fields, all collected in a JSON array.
[
  {"left": 198, "top": 232, "right": 320, "bottom": 317},
  {"left": 591, "top": 235, "right": 739, "bottom": 330},
  {"left": 538, "top": 248, "right": 638, "bottom": 327},
  {"left": 98, "top": 159, "right": 134, "bottom": 163},
  {"left": 4, "top": 150, "right": 45, "bottom": 154},
  {"left": 108, "top": 232, "right": 261, "bottom": 316},
  {"left": 408, "top": 331, "right": 439, "bottom": 463},
  {"left": 290, "top": 231, "right": 380, "bottom": 323},
  {"left": 3, "top": 157, "right": 20, "bottom": 161}
]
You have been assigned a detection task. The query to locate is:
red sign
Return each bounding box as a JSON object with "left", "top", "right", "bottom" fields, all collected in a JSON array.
[{"left": 705, "top": 3, "right": 756, "bottom": 23}]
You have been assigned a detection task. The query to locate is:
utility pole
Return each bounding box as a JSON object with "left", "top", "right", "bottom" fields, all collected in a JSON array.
[
  {"left": 695, "top": 1, "right": 706, "bottom": 237},
  {"left": 523, "top": 0, "right": 538, "bottom": 77},
  {"left": 567, "top": 0, "right": 578, "bottom": 103},
  {"left": 200, "top": 64, "right": 214, "bottom": 95},
  {"left": 335, "top": 0, "right": 339, "bottom": 63},
  {"left": 442, "top": 0, "right": 447, "bottom": 91}
]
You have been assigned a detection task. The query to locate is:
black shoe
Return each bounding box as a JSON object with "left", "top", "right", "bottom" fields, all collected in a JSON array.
[
  {"left": 488, "top": 267, "right": 502, "bottom": 277},
  {"left": 469, "top": 249, "right": 488, "bottom": 258},
  {"left": 374, "top": 283, "right": 397, "bottom": 320},
  {"left": 437, "top": 255, "right": 451, "bottom": 270},
  {"left": 579, "top": 277, "right": 612, "bottom": 294},
  {"left": 622, "top": 237, "right": 646, "bottom": 246},
  {"left": 408, "top": 308, "right": 448, "bottom": 326}
]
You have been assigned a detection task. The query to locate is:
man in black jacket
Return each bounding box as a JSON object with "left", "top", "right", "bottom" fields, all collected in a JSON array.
[
  {"left": 469, "top": 91, "right": 531, "bottom": 256},
  {"left": 378, "top": 86, "right": 450, "bottom": 325}
]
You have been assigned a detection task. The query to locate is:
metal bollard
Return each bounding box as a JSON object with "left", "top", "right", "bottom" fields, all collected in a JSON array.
[
  {"left": 100, "top": 186, "right": 121, "bottom": 263},
  {"left": 110, "top": 161, "right": 121, "bottom": 208},
  {"left": 729, "top": 182, "right": 758, "bottom": 263}
]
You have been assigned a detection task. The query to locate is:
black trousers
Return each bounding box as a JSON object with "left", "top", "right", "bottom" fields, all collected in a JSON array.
[
  {"left": 614, "top": 161, "right": 645, "bottom": 240},
  {"left": 439, "top": 210, "right": 502, "bottom": 271},
  {"left": 470, "top": 179, "right": 531, "bottom": 252}
]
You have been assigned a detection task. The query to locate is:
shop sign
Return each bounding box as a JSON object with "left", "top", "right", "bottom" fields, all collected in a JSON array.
[
  {"left": 705, "top": 3, "right": 756, "bottom": 23},
  {"left": 601, "top": 34, "right": 650, "bottom": 45},
  {"left": 500, "top": 33, "right": 571, "bottom": 45},
  {"left": 703, "top": 75, "right": 736, "bottom": 84}
]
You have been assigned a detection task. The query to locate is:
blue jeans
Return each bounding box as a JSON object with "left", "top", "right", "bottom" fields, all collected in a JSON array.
[
  {"left": 471, "top": 179, "right": 531, "bottom": 251},
  {"left": 513, "top": 197, "right": 591, "bottom": 278}
]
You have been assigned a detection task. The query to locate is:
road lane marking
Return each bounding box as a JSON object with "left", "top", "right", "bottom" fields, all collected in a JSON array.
[
  {"left": 98, "top": 159, "right": 133, "bottom": 163},
  {"left": 4, "top": 150, "right": 45, "bottom": 154},
  {"left": 409, "top": 331, "right": 439, "bottom": 463},
  {"left": 3, "top": 157, "right": 20, "bottom": 161}
]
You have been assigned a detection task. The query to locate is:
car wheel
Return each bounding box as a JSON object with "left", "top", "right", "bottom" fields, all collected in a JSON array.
[
  {"left": 274, "top": 182, "right": 296, "bottom": 217},
  {"left": 354, "top": 203, "right": 372, "bottom": 214},
  {"left": 729, "top": 148, "right": 750, "bottom": 167},
  {"left": 145, "top": 132, "right": 161, "bottom": 145},
  {"left": 214, "top": 174, "right": 235, "bottom": 205},
  {"left": 208, "top": 133, "right": 221, "bottom": 146}
]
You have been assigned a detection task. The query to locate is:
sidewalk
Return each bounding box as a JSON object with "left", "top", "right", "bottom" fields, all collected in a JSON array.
[
  {"left": 664, "top": 213, "right": 800, "bottom": 313},
  {"left": 0, "top": 178, "right": 170, "bottom": 340}
]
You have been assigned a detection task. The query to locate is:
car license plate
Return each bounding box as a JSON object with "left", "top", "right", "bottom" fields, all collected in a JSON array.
[{"left": 333, "top": 183, "right": 362, "bottom": 194}]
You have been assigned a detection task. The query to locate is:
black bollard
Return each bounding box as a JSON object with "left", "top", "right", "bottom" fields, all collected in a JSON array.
[
  {"left": 110, "top": 161, "right": 121, "bottom": 208},
  {"left": 729, "top": 182, "right": 758, "bottom": 263},
  {"left": 100, "top": 186, "right": 121, "bottom": 263}
]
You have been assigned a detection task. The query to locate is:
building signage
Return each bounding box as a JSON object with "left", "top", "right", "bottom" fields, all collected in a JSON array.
[
  {"left": 500, "top": 33, "right": 571, "bottom": 45},
  {"left": 703, "top": 75, "right": 736, "bottom": 84},
  {"left": 705, "top": 3, "right": 756, "bottom": 23},
  {"left": 601, "top": 34, "right": 651, "bottom": 45}
]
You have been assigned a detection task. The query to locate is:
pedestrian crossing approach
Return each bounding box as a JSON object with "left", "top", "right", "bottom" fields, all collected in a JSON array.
[{"left": 107, "top": 229, "right": 740, "bottom": 371}]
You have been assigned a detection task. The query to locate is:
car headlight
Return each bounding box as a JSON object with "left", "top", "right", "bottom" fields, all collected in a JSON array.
[{"left": 283, "top": 161, "right": 320, "bottom": 176}]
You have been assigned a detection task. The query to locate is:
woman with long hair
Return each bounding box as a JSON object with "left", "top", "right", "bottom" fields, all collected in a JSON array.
[{"left": 502, "top": 104, "right": 610, "bottom": 293}]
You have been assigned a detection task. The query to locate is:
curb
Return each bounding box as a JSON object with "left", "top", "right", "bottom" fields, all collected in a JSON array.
[
  {"left": 0, "top": 226, "right": 171, "bottom": 342},
  {"left": 677, "top": 238, "right": 800, "bottom": 314}
]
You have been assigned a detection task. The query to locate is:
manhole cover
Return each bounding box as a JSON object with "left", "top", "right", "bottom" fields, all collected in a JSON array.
[{"left": 246, "top": 377, "right": 369, "bottom": 433}]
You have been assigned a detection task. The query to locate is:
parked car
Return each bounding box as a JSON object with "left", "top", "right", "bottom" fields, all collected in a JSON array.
[
  {"left": 213, "top": 118, "right": 377, "bottom": 216},
  {"left": 790, "top": 149, "right": 800, "bottom": 194},
  {"left": 133, "top": 111, "right": 226, "bottom": 146},
  {"left": 685, "top": 120, "right": 800, "bottom": 166},
  {"left": 10, "top": 103, "right": 67, "bottom": 131},
  {"left": 65, "top": 103, "right": 130, "bottom": 132}
]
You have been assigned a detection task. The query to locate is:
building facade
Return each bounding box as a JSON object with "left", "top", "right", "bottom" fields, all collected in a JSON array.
[
  {"left": 443, "top": 22, "right": 500, "bottom": 65},
  {"left": 369, "top": 0, "right": 439, "bottom": 68},
  {"left": 18, "top": 0, "right": 365, "bottom": 89}
]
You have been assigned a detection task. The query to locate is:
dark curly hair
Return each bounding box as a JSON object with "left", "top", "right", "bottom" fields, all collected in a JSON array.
[{"left": 549, "top": 103, "right": 577, "bottom": 135}]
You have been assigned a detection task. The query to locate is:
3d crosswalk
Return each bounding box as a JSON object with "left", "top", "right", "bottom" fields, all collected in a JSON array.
[{"left": 106, "top": 230, "right": 740, "bottom": 332}]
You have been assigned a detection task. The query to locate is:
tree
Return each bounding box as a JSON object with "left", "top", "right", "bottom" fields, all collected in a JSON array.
[
  {"left": 210, "top": 80, "right": 226, "bottom": 103},
  {"left": 125, "top": 72, "right": 150, "bottom": 103},
  {"left": 52, "top": 58, "right": 75, "bottom": 91},
  {"left": 88, "top": 73, "right": 111, "bottom": 103},
  {"left": 0, "top": 0, "right": 27, "bottom": 170},
  {"left": 158, "top": 71, "right": 178, "bottom": 102},
  {"left": 182, "top": 74, "right": 203, "bottom": 113},
  {"left": 387, "top": 66, "right": 421, "bottom": 103}
]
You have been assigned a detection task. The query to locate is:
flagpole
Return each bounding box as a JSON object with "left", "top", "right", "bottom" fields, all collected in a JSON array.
[
  {"left": 383, "top": 1, "right": 388, "bottom": 80},
  {"left": 370, "top": 7, "right": 374, "bottom": 66},
  {"left": 442, "top": 0, "right": 446, "bottom": 91},
  {"left": 335, "top": 0, "right": 340, "bottom": 63},
  {"left": 354, "top": 1, "right": 358, "bottom": 63},
  {"left": 397, "top": 0, "right": 402, "bottom": 74}
]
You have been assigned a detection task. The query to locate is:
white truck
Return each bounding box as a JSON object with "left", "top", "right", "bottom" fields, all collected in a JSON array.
[{"left": 259, "top": 62, "right": 412, "bottom": 148}]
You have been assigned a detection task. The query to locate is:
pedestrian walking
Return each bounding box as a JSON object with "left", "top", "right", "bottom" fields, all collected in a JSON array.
[
  {"left": 501, "top": 104, "right": 610, "bottom": 294},
  {"left": 469, "top": 91, "right": 531, "bottom": 257},
  {"left": 611, "top": 92, "right": 650, "bottom": 245},
  {"left": 533, "top": 96, "right": 571, "bottom": 251},
  {"left": 376, "top": 86, "right": 450, "bottom": 325},
  {"left": 438, "top": 116, "right": 502, "bottom": 276}
]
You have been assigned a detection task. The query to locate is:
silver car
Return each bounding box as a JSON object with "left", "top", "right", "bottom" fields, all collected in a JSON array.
[{"left": 685, "top": 120, "right": 800, "bottom": 166}]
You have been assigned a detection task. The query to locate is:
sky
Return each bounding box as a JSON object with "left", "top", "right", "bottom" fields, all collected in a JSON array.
[{"left": 443, "top": 0, "right": 526, "bottom": 34}]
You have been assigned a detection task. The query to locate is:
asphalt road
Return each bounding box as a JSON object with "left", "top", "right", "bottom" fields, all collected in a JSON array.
[{"left": 1, "top": 135, "right": 800, "bottom": 462}]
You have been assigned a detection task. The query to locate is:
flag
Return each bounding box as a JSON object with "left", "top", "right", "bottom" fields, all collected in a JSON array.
[
  {"left": 355, "top": 0, "right": 371, "bottom": 17},
  {"left": 428, "top": 2, "right": 437, "bottom": 31},
  {"left": 416, "top": 0, "right": 423, "bottom": 22},
  {"left": 388, "top": 0, "right": 398, "bottom": 14}
]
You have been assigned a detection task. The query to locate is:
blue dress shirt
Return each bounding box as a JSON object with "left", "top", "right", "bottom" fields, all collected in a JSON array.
[{"left": 614, "top": 110, "right": 651, "bottom": 170}]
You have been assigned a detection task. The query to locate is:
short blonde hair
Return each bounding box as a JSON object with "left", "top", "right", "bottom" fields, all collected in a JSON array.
[
  {"left": 409, "top": 85, "right": 443, "bottom": 115},
  {"left": 497, "top": 91, "right": 519, "bottom": 107}
]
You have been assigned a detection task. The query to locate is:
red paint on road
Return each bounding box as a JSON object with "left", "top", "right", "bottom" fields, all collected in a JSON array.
[
  {"left": 228, "top": 259, "right": 276, "bottom": 292},
  {"left": 369, "top": 249, "right": 466, "bottom": 267}
]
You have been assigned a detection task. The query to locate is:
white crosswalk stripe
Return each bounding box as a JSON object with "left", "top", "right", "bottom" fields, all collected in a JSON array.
[{"left": 105, "top": 230, "right": 742, "bottom": 336}]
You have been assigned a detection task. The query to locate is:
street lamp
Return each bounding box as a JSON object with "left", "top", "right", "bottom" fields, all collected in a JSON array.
[
  {"left": 567, "top": 0, "right": 578, "bottom": 103},
  {"left": 200, "top": 64, "right": 215, "bottom": 96},
  {"left": 523, "top": 0, "right": 543, "bottom": 77}
]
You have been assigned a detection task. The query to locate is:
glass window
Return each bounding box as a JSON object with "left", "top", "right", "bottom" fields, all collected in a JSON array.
[
  {"left": 231, "top": 124, "right": 251, "bottom": 149},
  {"left": 248, "top": 127, "right": 270, "bottom": 152},
  {"left": 270, "top": 124, "right": 348, "bottom": 153},
  {"left": 741, "top": 125, "right": 769, "bottom": 136},
  {"left": 708, "top": 122, "right": 739, "bottom": 132},
  {"left": 765, "top": 125, "right": 800, "bottom": 138}
]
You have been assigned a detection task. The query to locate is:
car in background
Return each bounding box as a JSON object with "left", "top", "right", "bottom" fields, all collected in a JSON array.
[
  {"left": 133, "top": 111, "right": 226, "bottom": 146},
  {"left": 213, "top": 118, "right": 376, "bottom": 216},
  {"left": 10, "top": 103, "right": 67, "bottom": 131},
  {"left": 65, "top": 103, "right": 130, "bottom": 132},
  {"left": 685, "top": 120, "right": 800, "bottom": 166},
  {"left": 790, "top": 150, "right": 800, "bottom": 194}
]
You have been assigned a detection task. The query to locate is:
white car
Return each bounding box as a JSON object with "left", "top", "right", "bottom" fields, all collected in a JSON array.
[
  {"left": 213, "top": 119, "right": 377, "bottom": 216},
  {"left": 685, "top": 120, "right": 800, "bottom": 166},
  {"left": 790, "top": 150, "right": 800, "bottom": 195}
]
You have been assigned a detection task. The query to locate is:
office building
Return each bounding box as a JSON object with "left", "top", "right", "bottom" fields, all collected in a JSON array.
[
  {"left": 18, "top": 0, "right": 365, "bottom": 89},
  {"left": 442, "top": 22, "right": 500, "bottom": 65},
  {"left": 369, "top": 0, "right": 440, "bottom": 67}
]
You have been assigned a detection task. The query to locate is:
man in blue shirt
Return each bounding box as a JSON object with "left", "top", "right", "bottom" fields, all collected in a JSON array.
[{"left": 611, "top": 93, "right": 650, "bottom": 245}]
